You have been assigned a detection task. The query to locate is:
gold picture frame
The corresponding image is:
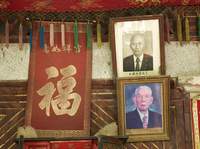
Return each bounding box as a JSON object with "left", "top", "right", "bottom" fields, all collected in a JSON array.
[
  {"left": 110, "top": 15, "right": 165, "bottom": 78},
  {"left": 117, "top": 76, "right": 170, "bottom": 142}
]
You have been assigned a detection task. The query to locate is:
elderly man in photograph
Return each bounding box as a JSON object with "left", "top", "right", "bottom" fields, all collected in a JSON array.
[
  {"left": 123, "top": 33, "right": 153, "bottom": 71},
  {"left": 126, "top": 85, "right": 162, "bottom": 129}
]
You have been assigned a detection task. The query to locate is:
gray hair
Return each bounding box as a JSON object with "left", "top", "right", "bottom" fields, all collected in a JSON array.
[
  {"left": 134, "top": 85, "right": 152, "bottom": 96},
  {"left": 130, "top": 33, "right": 145, "bottom": 43}
]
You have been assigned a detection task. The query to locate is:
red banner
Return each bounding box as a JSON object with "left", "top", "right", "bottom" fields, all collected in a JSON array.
[
  {"left": 24, "top": 142, "right": 50, "bottom": 149},
  {"left": 25, "top": 21, "right": 91, "bottom": 137},
  {"left": 23, "top": 140, "right": 98, "bottom": 149},
  {"left": 50, "top": 140, "right": 98, "bottom": 149},
  {"left": 1, "top": 0, "right": 199, "bottom": 12}
]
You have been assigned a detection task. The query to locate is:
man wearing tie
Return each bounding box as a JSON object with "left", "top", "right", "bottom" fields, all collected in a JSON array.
[
  {"left": 123, "top": 33, "right": 153, "bottom": 71},
  {"left": 126, "top": 85, "right": 162, "bottom": 129}
]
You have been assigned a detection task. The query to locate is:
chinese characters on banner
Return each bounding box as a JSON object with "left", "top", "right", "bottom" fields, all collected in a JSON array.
[
  {"left": 25, "top": 21, "right": 92, "bottom": 137},
  {"left": 37, "top": 65, "right": 81, "bottom": 117}
]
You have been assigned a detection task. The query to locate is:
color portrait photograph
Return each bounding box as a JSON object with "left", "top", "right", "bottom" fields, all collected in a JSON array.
[
  {"left": 125, "top": 83, "right": 162, "bottom": 129},
  {"left": 117, "top": 76, "right": 170, "bottom": 142}
]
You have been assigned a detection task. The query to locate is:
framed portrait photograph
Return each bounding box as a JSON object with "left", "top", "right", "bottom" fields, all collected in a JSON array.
[
  {"left": 110, "top": 15, "right": 165, "bottom": 78},
  {"left": 192, "top": 96, "right": 200, "bottom": 149},
  {"left": 117, "top": 76, "right": 170, "bottom": 142}
]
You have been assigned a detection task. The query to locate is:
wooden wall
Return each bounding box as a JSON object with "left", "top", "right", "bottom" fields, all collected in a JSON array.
[
  {"left": 0, "top": 80, "right": 193, "bottom": 149},
  {"left": 0, "top": 81, "right": 27, "bottom": 149}
]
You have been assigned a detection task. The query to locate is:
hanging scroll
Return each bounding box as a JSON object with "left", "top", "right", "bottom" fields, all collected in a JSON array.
[
  {"left": 5, "top": 20, "right": 9, "bottom": 48},
  {"left": 25, "top": 21, "right": 92, "bottom": 137},
  {"left": 177, "top": 15, "right": 183, "bottom": 45}
]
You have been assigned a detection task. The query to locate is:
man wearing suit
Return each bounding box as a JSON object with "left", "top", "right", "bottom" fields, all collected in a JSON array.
[
  {"left": 126, "top": 85, "right": 162, "bottom": 129},
  {"left": 123, "top": 33, "right": 153, "bottom": 71}
]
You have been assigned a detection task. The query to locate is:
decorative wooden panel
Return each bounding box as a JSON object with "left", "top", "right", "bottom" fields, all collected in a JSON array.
[
  {"left": 91, "top": 80, "right": 117, "bottom": 135},
  {"left": 0, "top": 79, "right": 193, "bottom": 149}
]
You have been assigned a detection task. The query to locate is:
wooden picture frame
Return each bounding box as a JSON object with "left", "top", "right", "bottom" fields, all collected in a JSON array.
[
  {"left": 110, "top": 15, "right": 165, "bottom": 78},
  {"left": 117, "top": 76, "right": 170, "bottom": 142}
]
